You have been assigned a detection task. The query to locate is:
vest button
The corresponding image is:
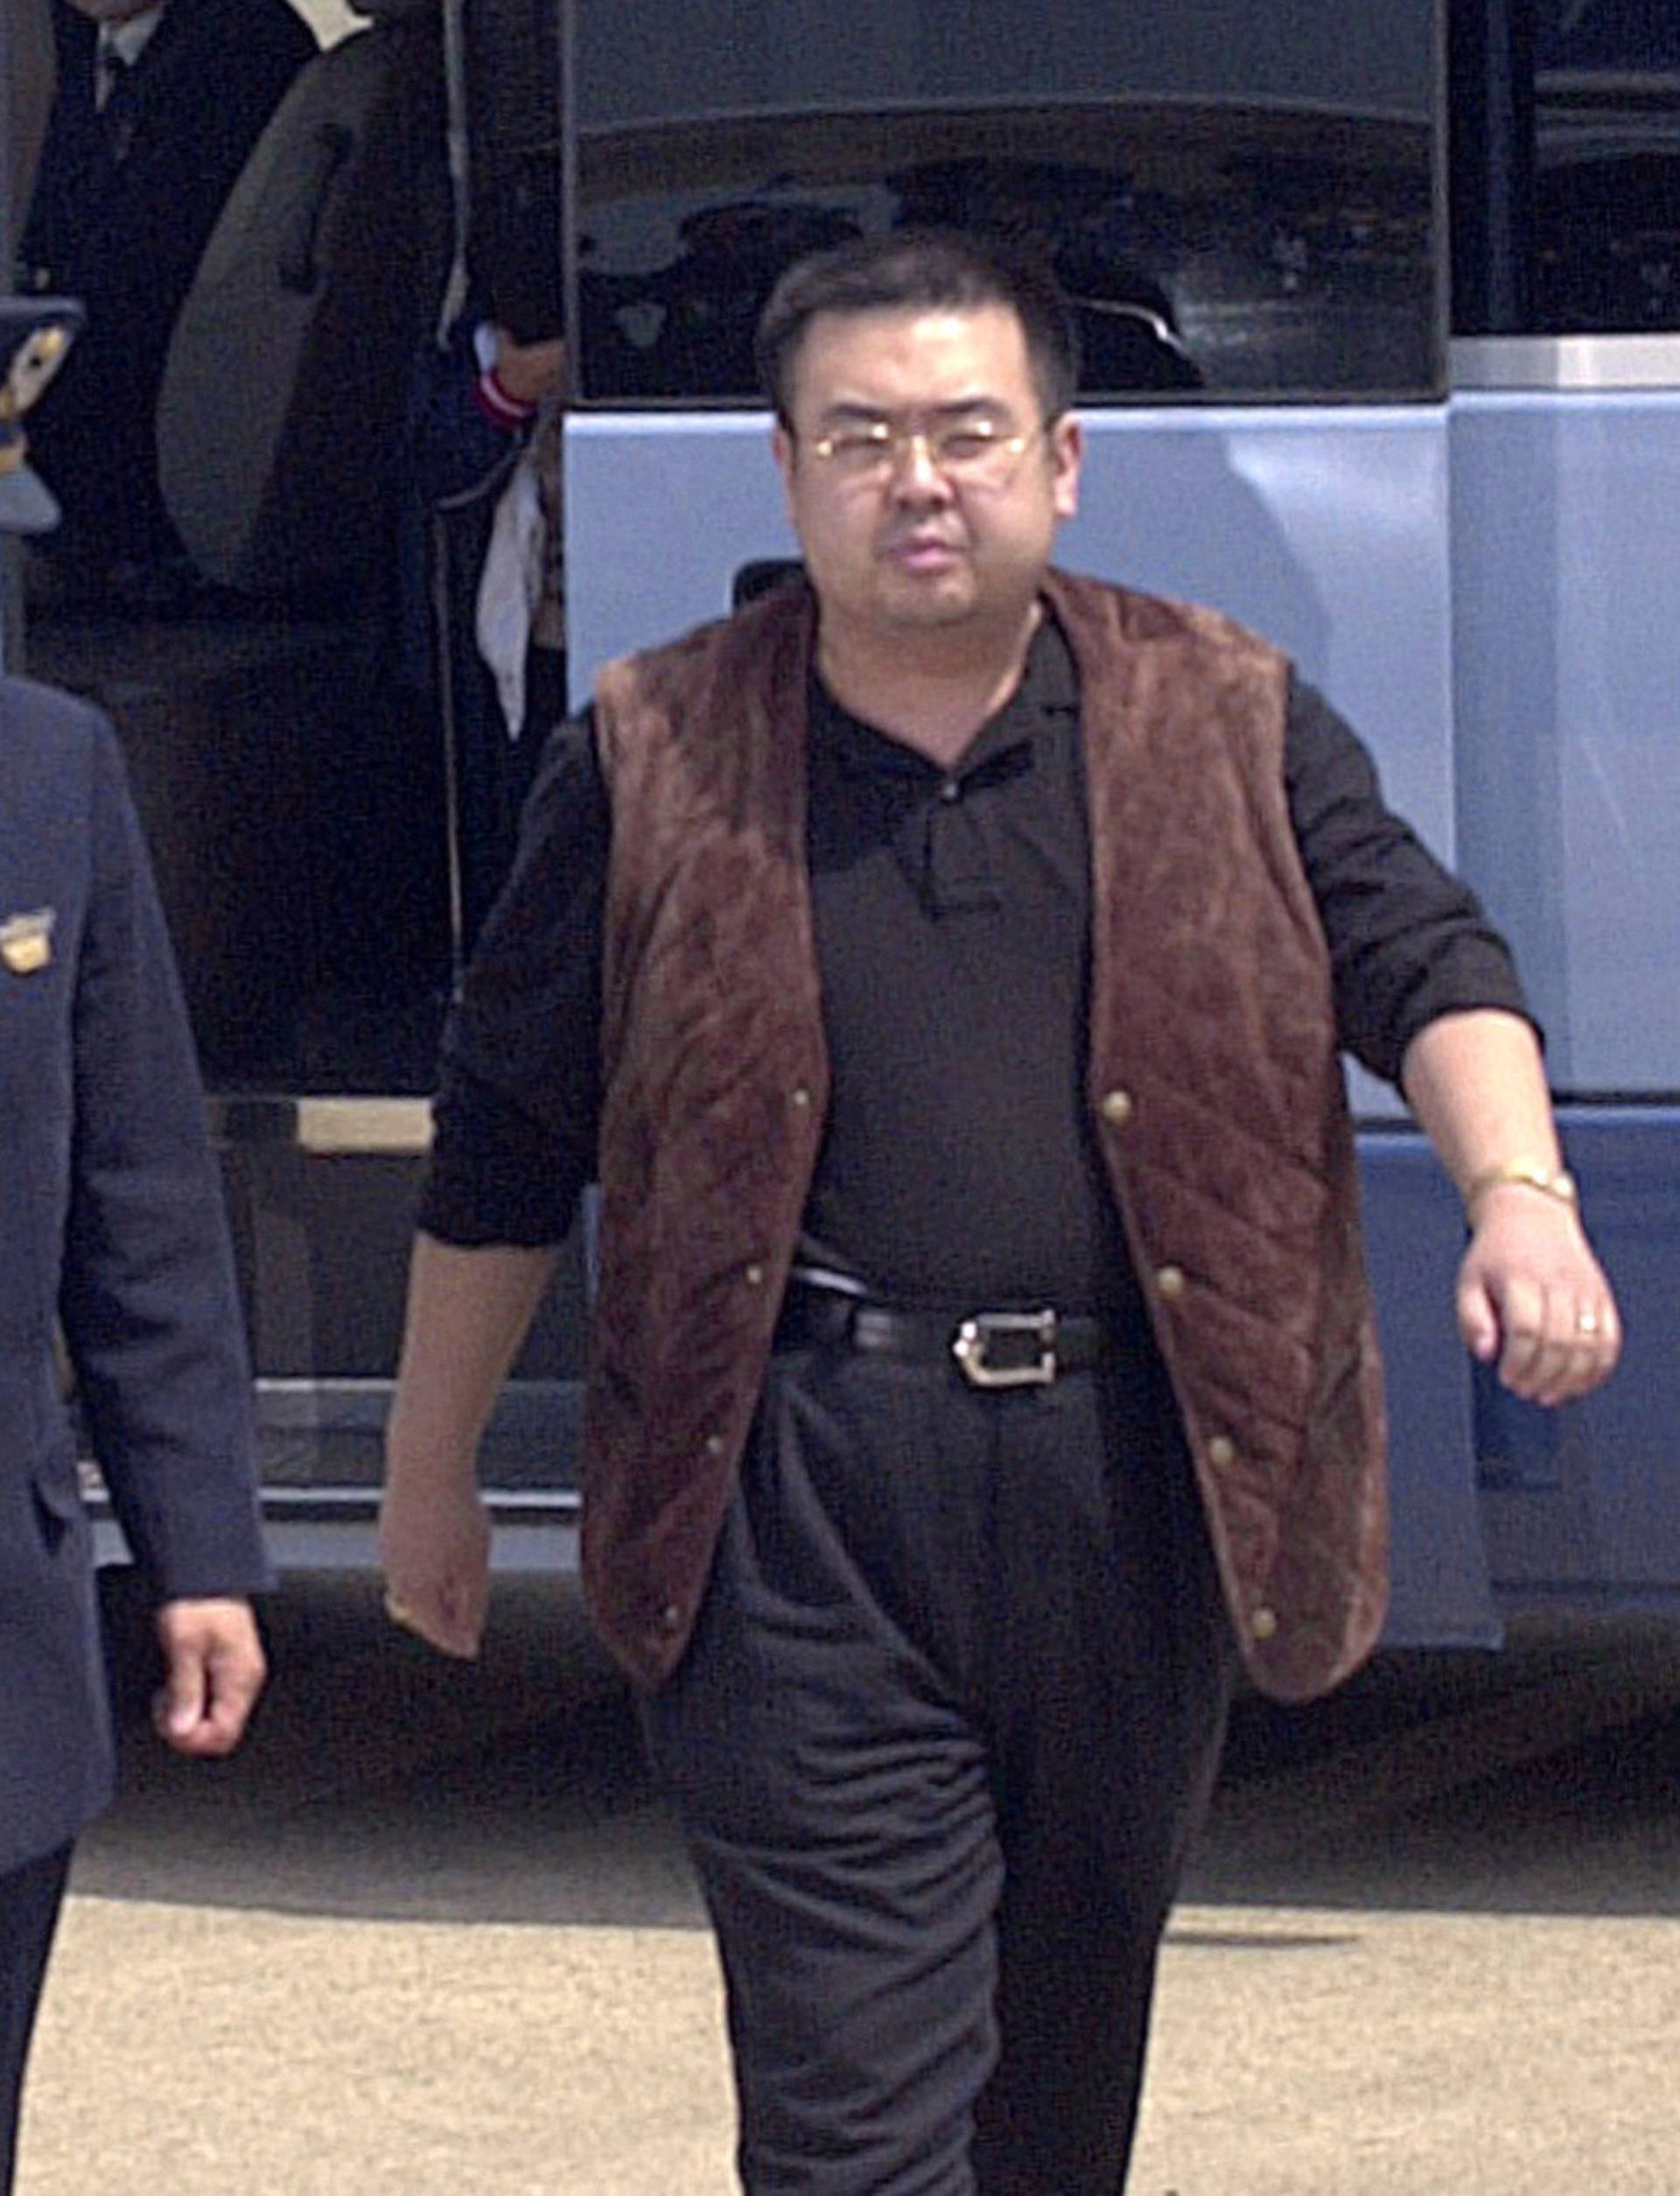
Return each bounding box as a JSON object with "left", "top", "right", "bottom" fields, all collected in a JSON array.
[
  {"left": 791, "top": 1085, "right": 812, "bottom": 1110},
  {"left": 745, "top": 1262, "right": 766, "bottom": 1287},
  {"left": 704, "top": 1434, "right": 725, "bottom": 1459},
  {"left": 1250, "top": 1605, "right": 1278, "bottom": 1642},
  {"left": 657, "top": 1602, "right": 683, "bottom": 1634},
  {"left": 1207, "top": 1435, "right": 1236, "bottom": 1469},
  {"left": 1155, "top": 1264, "right": 1186, "bottom": 1302},
  {"left": 1100, "top": 1088, "right": 1134, "bottom": 1127}
]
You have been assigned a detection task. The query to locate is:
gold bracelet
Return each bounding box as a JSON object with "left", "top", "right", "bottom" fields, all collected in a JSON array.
[{"left": 1463, "top": 1160, "right": 1578, "bottom": 1222}]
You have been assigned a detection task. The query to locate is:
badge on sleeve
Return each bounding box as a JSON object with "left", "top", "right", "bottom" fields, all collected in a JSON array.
[{"left": 0, "top": 908, "right": 55, "bottom": 973}]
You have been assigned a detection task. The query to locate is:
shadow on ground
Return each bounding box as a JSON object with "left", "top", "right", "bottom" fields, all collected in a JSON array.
[{"left": 78, "top": 1575, "right": 1680, "bottom": 1932}]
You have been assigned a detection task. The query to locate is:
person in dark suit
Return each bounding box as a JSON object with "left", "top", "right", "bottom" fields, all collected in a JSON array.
[
  {"left": 0, "top": 294, "right": 270, "bottom": 2192},
  {"left": 15, "top": 0, "right": 315, "bottom": 586}
]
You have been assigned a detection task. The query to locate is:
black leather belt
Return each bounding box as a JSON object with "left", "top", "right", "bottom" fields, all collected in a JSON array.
[{"left": 775, "top": 1283, "right": 1102, "bottom": 1389}]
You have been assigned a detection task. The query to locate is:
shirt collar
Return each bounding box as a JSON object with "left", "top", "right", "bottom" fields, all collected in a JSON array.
[
  {"left": 100, "top": 5, "right": 166, "bottom": 73},
  {"left": 812, "top": 607, "right": 1078, "bottom": 783}
]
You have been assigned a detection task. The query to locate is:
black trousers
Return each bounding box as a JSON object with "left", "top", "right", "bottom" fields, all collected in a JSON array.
[
  {"left": 644, "top": 1339, "right": 1234, "bottom": 2196},
  {"left": 0, "top": 1842, "right": 73, "bottom": 2194}
]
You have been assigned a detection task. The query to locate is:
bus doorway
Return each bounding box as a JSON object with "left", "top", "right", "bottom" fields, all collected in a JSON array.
[{"left": 5, "top": 0, "right": 585, "bottom": 1563}]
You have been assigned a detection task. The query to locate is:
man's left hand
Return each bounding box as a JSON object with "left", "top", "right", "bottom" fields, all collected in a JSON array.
[
  {"left": 153, "top": 1597, "right": 267, "bottom": 1757},
  {"left": 1456, "top": 1189, "right": 1622, "bottom": 1407}
]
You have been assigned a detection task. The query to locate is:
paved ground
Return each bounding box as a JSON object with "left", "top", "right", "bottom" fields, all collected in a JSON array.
[{"left": 18, "top": 1577, "right": 1680, "bottom": 2193}]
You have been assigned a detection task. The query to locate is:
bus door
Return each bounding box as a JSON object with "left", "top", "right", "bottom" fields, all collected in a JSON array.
[
  {"left": 7, "top": 0, "right": 586, "bottom": 1562},
  {"left": 1448, "top": 0, "right": 1680, "bottom": 1614}
]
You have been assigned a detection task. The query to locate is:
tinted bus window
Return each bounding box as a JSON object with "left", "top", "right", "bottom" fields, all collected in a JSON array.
[
  {"left": 1536, "top": 0, "right": 1680, "bottom": 330},
  {"left": 1452, "top": 0, "right": 1680, "bottom": 333},
  {"left": 568, "top": 0, "right": 1443, "bottom": 404}
]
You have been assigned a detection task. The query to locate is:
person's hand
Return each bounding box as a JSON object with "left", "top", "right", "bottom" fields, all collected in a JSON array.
[
  {"left": 378, "top": 1464, "right": 491, "bottom": 1659},
  {"left": 1456, "top": 1187, "right": 1621, "bottom": 1407},
  {"left": 153, "top": 1597, "right": 267, "bottom": 1757},
  {"left": 491, "top": 330, "right": 567, "bottom": 408}
]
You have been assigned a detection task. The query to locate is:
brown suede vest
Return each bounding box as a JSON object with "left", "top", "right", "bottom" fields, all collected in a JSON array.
[{"left": 586, "top": 570, "right": 1389, "bottom": 1703}]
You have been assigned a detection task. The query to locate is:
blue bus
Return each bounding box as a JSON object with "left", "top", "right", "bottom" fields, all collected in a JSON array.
[{"left": 4, "top": 0, "right": 1675, "bottom": 1641}]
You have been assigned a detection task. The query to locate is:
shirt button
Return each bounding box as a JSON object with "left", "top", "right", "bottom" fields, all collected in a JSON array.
[
  {"left": 1250, "top": 1605, "right": 1278, "bottom": 1643},
  {"left": 940, "top": 777, "right": 962, "bottom": 803},
  {"left": 745, "top": 1262, "right": 766, "bottom": 1287},
  {"left": 1100, "top": 1088, "right": 1134, "bottom": 1127},
  {"left": 1155, "top": 1265, "right": 1186, "bottom": 1302},
  {"left": 1207, "top": 1435, "right": 1236, "bottom": 1469}
]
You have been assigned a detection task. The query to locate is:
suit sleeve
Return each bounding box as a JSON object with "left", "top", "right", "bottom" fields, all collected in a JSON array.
[{"left": 58, "top": 725, "right": 271, "bottom": 1603}]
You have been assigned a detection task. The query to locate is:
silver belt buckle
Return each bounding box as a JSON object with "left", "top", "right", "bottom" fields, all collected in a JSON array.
[{"left": 952, "top": 1308, "right": 1057, "bottom": 1388}]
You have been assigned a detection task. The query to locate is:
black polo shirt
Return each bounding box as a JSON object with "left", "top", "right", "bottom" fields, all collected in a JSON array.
[{"left": 421, "top": 615, "right": 1529, "bottom": 1308}]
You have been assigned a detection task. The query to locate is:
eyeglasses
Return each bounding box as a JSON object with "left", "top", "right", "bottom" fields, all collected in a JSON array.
[{"left": 805, "top": 417, "right": 1050, "bottom": 490}]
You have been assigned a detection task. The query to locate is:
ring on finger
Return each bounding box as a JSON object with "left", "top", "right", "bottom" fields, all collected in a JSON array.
[{"left": 1575, "top": 1308, "right": 1601, "bottom": 1337}]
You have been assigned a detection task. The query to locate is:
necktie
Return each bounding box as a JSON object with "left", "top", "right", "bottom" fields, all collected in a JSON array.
[
  {"left": 94, "top": 38, "right": 127, "bottom": 111},
  {"left": 94, "top": 41, "right": 136, "bottom": 161}
]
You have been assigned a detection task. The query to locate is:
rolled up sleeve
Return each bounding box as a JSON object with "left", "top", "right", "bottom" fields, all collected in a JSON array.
[{"left": 1285, "top": 674, "right": 1534, "bottom": 1086}]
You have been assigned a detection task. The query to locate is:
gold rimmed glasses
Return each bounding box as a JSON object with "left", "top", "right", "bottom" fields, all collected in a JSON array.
[{"left": 806, "top": 415, "right": 1052, "bottom": 490}]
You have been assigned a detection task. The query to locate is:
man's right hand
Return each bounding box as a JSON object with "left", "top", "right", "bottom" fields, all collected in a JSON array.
[
  {"left": 378, "top": 1464, "right": 491, "bottom": 1659},
  {"left": 154, "top": 1596, "right": 268, "bottom": 1756},
  {"left": 380, "top": 1234, "right": 561, "bottom": 1658}
]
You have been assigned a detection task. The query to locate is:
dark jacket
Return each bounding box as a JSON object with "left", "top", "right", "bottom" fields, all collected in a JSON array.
[
  {"left": 581, "top": 572, "right": 1388, "bottom": 1702},
  {"left": 17, "top": 0, "right": 314, "bottom": 565},
  {"left": 0, "top": 677, "right": 270, "bottom": 1876}
]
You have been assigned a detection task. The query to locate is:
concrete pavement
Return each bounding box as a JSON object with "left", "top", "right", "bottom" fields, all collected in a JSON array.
[{"left": 18, "top": 1582, "right": 1680, "bottom": 2193}]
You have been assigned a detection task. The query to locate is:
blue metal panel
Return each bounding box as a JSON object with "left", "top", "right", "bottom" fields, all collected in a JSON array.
[
  {"left": 566, "top": 412, "right": 789, "bottom": 705},
  {"left": 568, "top": 406, "right": 1457, "bottom": 852},
  {"left": 1477, "top": 1106, "right": 1680, "bottom": 1605},
  {"left": 567, "top": 406, "right": 1680, "bottom": 1642},
  {"left": 1449, "top": 390, "right": 1680, "bottom": 1094},
  {"left": 563, "top": 391, "right": 1679, "bottom": 1632},
  {"left": 566, "top": 403, "right": 1458, "bottom": 1119},
  {"left": 1554, "top": 1109, "right": 1680, "bottom": 1589},
  {"left": 1362, "top": 1105, "right": 1680, "bottom": 1635},
  {"left": 1060, "top": 409, "right": 1457, "bottom": 875},
  {"left": 1357, "top": 1131, "right": 1500, "bottom": 1648}
]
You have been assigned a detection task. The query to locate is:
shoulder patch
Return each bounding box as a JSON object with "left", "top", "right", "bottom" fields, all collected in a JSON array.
[{"left": 0, "top": 908, "right": 55, "bottom": 974}]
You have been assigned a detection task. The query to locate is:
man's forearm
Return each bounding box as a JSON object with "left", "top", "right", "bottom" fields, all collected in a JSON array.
[
  {"left": 385, "top": 1232, "right": 560, "bottom": 1484},
  {"left": 1398, "top": 1007, "right": 1564, "bottom": 1208},
  {"left": 1400, "top": 1006, "right": 1619, "bottom": 1403}
]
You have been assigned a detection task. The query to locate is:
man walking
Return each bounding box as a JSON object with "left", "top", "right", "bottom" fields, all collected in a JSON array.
[
  {"left": 1, "top": 293, "right": 269, "bottom": 2190},
  {"left": 381, "top": 230, "right": 1620, "bottom": 2193}
]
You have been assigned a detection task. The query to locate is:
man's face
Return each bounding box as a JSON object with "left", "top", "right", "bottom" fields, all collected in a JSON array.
[{"left": 773, "top": 302, "right": 1082, "bottom": 647}]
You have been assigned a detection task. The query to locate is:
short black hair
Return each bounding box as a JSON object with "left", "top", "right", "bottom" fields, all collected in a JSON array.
[{"left": 755, "top": 227, "right": 1080, "bottom": 427}]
